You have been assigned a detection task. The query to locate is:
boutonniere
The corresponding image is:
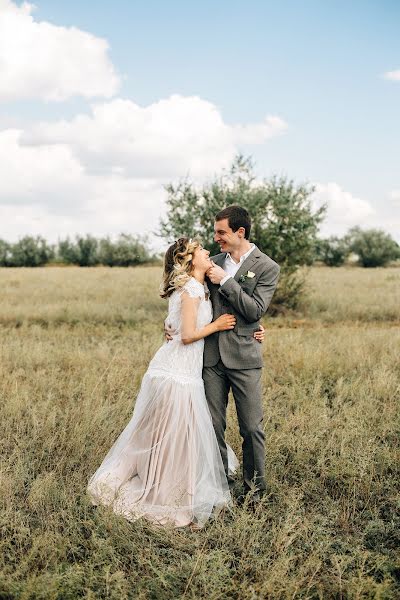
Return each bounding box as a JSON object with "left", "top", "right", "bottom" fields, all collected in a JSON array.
[{"left": 239, "top": 271, "right": 255, "bottom": 283}]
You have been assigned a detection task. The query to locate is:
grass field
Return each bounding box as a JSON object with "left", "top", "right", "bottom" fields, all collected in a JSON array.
[{"left": 0, "top": 266, "right": 399, "bottom": 599}]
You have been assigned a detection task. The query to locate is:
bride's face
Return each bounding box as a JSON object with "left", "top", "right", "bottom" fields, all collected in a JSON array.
[{"left": 191, "top": 245, "right": 211, "bottom": 272}]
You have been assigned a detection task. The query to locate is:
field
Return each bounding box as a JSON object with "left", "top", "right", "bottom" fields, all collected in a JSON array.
[{"left": 0, "top": 266, "right": 399, "bottom": 599}]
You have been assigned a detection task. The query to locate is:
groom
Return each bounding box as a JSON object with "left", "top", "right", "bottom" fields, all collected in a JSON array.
[{"left": 204, "top": 205, "right": 280, "bottom": 500}]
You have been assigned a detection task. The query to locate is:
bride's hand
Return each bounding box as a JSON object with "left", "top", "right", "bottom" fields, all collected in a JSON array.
[
  {"left": 214, "top": 314, "right": 236, "bottom": 331},
  {"left": 253, "top": 324, "right": 265, "bottom": 344},
  {"left": 164, "top": 322, "right": 175, "bottom": 342}
]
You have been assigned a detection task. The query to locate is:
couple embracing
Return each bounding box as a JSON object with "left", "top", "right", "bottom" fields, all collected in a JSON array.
[{"left": 87, "top": 205, "right": 280, "bottom": 528}]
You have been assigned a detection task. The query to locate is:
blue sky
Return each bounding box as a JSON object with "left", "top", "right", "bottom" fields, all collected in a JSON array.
[{"left": 0, "top": 0, "right": 399, "bottom": 244}]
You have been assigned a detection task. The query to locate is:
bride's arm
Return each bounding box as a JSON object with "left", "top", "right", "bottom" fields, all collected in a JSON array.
[{"left": 181, "top": 292, "right": 236, "bottom": 345}]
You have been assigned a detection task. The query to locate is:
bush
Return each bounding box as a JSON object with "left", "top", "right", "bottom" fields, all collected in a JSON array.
[
  {"left": 76, "top": 235, "right": 99, "bottom": 267},
  {"left": 57, "top": 235, "right": 99, "bottom": 266},
  {"left": 98, "top": 234, "right": 154, "bottom": 266},
  {"left": 8, "top": 236, "right": 54, "bottom": 267},
  {"left": 346, "top": 227, "right": 400, "bottom": 268},
  {"left": 0, "top": 235, "right": 156, "bottom": 268},
  {"left": 315, "top": 236, "right": 350, "bottom": 267},
  {"left": 0, "top": 239, "right": 11, "bottom": 266},
  {"left": 57, "top": 238, "right": 80, "bottom": 265}
]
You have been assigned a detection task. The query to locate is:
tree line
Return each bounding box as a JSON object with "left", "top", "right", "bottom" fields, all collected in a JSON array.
[
  {"left": 3, "top": 226, "right": 397, "bottom": 270},
  {"left": 0, "top": 234, "right": 156, "bottom": 268}
]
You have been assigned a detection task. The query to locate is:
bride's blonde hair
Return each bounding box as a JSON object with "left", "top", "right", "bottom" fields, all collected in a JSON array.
[{"left": 160, "top": 237, "right": 201, "bottom": 299}]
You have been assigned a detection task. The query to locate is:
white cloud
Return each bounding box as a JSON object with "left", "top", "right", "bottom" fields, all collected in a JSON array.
[
  {"left": 383, "top": 70, "right": 400, "bottom": 81},
  {"left": 0, "top": 127, "right": 165, "bottom": 243},
  {"left": 0, "top": 95, "right": 287, "bottom": 244},
  {"left": 232, "top": 116, "right": 288, "bottom": 144},
  {"left": 21, "top": 95, "right": 287, "bottom": 179},
  {"left": 389, "top": 190, "right": 400, "bottom": 205},
  {"left": 0, "top": 129, "right": 84, "bottom": 207},
  {"left": 312, "top": 182, "right": 375, "bottom": 237},
  {"left": 313, "top": 183, "right": 400, "bottom": 242},
  {"left": 0, "top": 181, "right": 165, "bottom": 246},
  {"left": 0, "top": 0, "right": 120, "bottom": 101}
]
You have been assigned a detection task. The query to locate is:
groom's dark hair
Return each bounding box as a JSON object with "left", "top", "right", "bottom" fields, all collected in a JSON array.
[{"left": 215, "top": 205, "right": 251, "bottom": 239}]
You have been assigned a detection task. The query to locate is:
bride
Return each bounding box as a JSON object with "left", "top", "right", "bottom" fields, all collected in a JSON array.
[{"left": 87, "top": 237, "right": 261, "bottom": 528}]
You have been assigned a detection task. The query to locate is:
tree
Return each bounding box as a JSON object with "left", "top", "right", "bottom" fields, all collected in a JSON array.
[
  {"left": 346, "top": 227, "right": 400, "bottom": 268},
  {"left": 57, "top": 238, "right": 79, "bottom": 265},
  {"left": 57, "top": 234, "right": 156, "bottom": 267},
  {"left": 98, "top": 234, "right": 154, "bottom": 266},
  {"left": 76, "top": 235, "right": 99, "bottom": 266},
  {"left": 9, "top": 236, "right": 54, "bottom": 267},
  {"left": 315, "top": 236, "right": 350, "bottom": 267},
  {"left": 0, "top": 235, "right": 157, "bottom": 268},
  {"left": 0, "top": 239, "right": 11, "bottom": 266},
  {"left": 159, "top": 155, "right": 326, "bottom": 312},
  {"left": 57, "top": 235, "right": 99, "bottom": 266}
]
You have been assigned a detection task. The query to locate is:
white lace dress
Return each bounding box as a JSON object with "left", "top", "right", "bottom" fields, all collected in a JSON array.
[{"left": 87, "top": 277, "right": 233, "bottom": 528}]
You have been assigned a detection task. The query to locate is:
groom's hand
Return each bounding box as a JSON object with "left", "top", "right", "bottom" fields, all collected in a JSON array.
[
  {"left": 253, "top": 324, "right": 265, "bottom": 344},
  {"left": 207, "top": 261, "right": 227, "bottom": 285}
]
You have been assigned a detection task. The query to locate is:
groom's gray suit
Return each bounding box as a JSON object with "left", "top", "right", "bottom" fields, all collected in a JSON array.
[{"left": 203, "top": 246, "right": 280, "bottom": 493}]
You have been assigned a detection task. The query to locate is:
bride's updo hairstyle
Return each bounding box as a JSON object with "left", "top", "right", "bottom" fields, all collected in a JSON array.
[{"left": 160, "top": 237, "right": 201, "bottom": 298}]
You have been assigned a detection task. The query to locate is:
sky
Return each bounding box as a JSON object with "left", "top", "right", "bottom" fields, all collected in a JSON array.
[{"left": 0, "top": 0, "right": 399, "bottom": 249}]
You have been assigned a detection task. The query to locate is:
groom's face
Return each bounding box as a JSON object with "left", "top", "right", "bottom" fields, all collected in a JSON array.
[{"left": 214, "top": 219, "right": 242, "bottom": 253}]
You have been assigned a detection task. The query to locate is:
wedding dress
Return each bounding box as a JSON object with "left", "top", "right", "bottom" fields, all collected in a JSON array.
[{"left": 87, "top": 277, "right": 236, "bottom": 528}]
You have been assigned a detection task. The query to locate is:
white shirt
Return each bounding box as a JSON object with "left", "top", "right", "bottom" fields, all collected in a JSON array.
[{"left": 220, "top": 244, "right": 255, "bottom": 286}]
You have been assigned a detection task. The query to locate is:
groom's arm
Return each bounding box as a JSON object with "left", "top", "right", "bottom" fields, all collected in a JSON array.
[{"left": 218, "top": 262, "right": 280, "bottom": 322}]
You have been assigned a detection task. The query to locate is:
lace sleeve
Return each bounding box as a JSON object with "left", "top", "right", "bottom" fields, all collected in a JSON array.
[
  {"left": 180, "top": 291, "right": 200, "bottom": 342},
  {"left": 180, "top": 278, "right": 205, "bottom": 342},
  {"left": 180, "top": 277, "right": 205, "bottom": 300}
]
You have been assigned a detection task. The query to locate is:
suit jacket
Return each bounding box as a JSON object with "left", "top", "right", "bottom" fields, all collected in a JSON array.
[{"left": 204, "top": 246, "right": 280, "bottom": 370}]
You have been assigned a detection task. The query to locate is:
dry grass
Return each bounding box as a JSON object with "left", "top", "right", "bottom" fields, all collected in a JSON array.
[
  {"left": 303, "top": 266, "right": 400, "bottom": 324},
  {"left": 0, "top": 266, "right": 399, "bottom": 599}
]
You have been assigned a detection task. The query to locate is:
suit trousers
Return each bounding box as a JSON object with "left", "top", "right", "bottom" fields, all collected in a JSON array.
[{"left": 202, "top": 360, "right": 266, "bottom": 493}]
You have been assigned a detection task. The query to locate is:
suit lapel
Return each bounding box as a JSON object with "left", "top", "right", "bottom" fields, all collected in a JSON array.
[
  {"left": 233, "top": 246, "right": 261, "bottom": 282},
  {"left": 209, "top": 246, "right": 262, "bottom": 284}
]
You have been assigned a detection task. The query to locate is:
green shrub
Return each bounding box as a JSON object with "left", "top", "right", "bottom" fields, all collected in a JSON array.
[
  {"left": 98, "top": 234, "right": 154, "bottom": 266},
  {"left": 0, "top": 239, "right": 11, "bottom": 266},
  {"left": 57, "top": 235, "right": 99, "bottom": 266},
  {"left": 346, "top": 227, "right": 400, "bottom": 267},
  {"left": 315, "top": 236, "right": 350, "bottom": 266},
  {"left": 57, "top": 238, "right": 80, "bottom": 265},
  {"left": 9, "top": 236, "right": 54, "bottom": 267}
]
